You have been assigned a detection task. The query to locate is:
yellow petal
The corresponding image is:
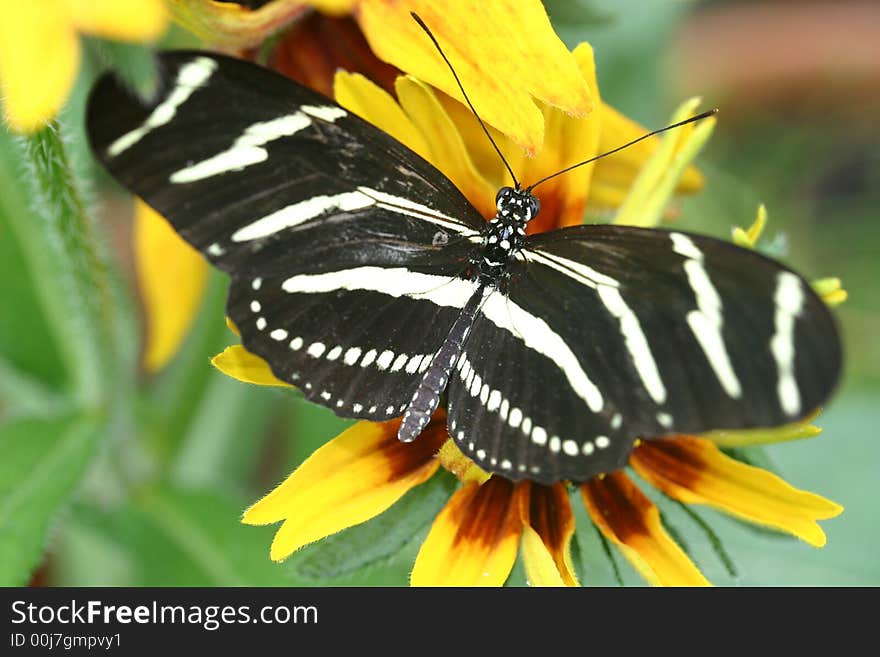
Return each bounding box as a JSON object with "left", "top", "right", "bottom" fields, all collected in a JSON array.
[
  {"left": 582, "top": 181, "right": 627, "bottom": 212},
  {"left": 411, "top": 478, "right": 521, "bottom": 586},
  {"left": 520, "top": 525, "right": 565, "bottom": 587},
  {"left": 437, "top": 439, "right": 490, "bottom": 485},
  {"left": 395, "top": 75, "right": 497, "bottom": 218},
  {"left": 732, "top": 204, "right": 767, "bottom": 249},
  {"left": 358, "top": 0, "right": 592, "bottom": 155},
  {"left": 68, "top": 0, "right": 168, "bottom": 41},
  {"left": 243, "top": 418, "right": 446, "bottom": 561},
  {"left": 0, "top": 3, "right": 79, "bottom": 133},
  {"left": 334, "top": 69, "right": 497, "bottom": 217},
  {"left": 819, "top": 289, "right": 848, "bottom": 307},
  {"left": 631, "top": 436, "right": 843, "bottom": 548},
  {"left": 134, "top": 201, "right": 209, "bottom": 373},
  {"left": 167, "top": 0, "right": 336, "bottom": 48},
  {"left": 613, "top": 97, "right": 715, "bottom": 228},
  {"left": 333, "top": 71, "right": 432, "bottom": 162},
  {"left": 418, "top": 43, "right": 601, "bottom": 228},
  {"left": 520, "top": 43, "right": 601, "bottom": 234},
  {"left": 432, "top": 87, "right": 519, "bottom": 193},
  {"left": 812, "top": 277, "right": 848, "bottom": 307},
  {"left": 590, "top": 103, "right": 704, "bottom": 213},
  {"left": 518, "top": 482, "right": 578, "bottom": 587},
  {"left": 211, "top": 345, "right": 291, "bottom": 387},
  {"left": 581, "top": 472, "right": 710, "bottom": 587}
]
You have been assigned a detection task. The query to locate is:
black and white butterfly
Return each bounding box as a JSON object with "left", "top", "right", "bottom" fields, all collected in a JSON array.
[{"left": 85, "top": 50, "right": 841, "bottom": 484}]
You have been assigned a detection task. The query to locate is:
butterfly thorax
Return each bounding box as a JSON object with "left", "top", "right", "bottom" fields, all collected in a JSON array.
[{"left": 477, "top": 186, "right": 539, "bottom": 282}]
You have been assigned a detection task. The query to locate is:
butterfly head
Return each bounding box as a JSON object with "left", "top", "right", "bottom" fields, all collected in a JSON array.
[{"left": 496, "top": 186, "right": 540, "bottom": 225}]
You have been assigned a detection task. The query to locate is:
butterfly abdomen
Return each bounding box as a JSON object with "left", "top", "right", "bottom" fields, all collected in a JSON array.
[{"left": 398, "top": 285, "right": 487, "bottom": 443}]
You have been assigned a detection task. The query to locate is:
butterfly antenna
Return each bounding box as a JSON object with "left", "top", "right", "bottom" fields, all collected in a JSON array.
[
  {"left": 526, "top": 108, "right": 718, "bottom": 193},
  {"left": 411, "top": 12, "right": 520, "bottom": 189}
]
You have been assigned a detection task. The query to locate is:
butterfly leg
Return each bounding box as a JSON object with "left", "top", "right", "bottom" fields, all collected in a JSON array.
[{"left": 397, "top": 284, "right": 489, "bottom": 443}]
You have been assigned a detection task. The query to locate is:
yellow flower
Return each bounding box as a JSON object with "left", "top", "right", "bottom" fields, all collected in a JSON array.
[
  {"left": 236, "top": 406, "right": 840, "bottom": 586},
  {"left": 0, "top": 0, "right": 168, "bottom": 133}
]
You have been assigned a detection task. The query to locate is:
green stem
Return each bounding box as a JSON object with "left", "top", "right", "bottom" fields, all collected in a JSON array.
[{"left": 9, "top": 123, "right": 118, "bottom": 408}]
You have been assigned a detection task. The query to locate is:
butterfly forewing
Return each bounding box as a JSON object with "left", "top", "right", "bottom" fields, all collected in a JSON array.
[{"left": 85, "top": 50, "right": 486, "bottom": 278}]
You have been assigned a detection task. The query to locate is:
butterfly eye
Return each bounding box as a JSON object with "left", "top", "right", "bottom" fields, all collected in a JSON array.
[
  {"left": 495, "top": 186, "right": 513, "bottom": 210},
  {"left": 527, "top": 196, "right": 541, "bottom": 220}
]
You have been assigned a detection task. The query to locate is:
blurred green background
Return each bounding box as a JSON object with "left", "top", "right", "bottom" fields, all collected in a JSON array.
[{"left": 0, "top": 0, "right": 877, "bottom": 586}]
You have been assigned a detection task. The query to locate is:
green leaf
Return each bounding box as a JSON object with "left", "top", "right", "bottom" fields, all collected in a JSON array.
[
  {"left": 51, "top": 504, "right": 139, "bottom": 586},
  {"left": 671, "top": 500, "right": 738, "bottom": 578},
  {"left": 504, "top": 551, "right": 529, "bottom": 587},
  {"left": 110, "top": 486, "right": 280, "bottom": 586},
  {"left": 0, "top": 412, "right": 103, "bottom": 585},
  {"left": 288, "top": 471, "right": 457, "bottom": 581}
]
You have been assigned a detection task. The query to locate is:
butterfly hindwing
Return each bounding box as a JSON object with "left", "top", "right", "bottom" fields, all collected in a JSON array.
[
  {"left": 446, "top": 297, "right": 635, "bottom": 483},
  {"left": 230, "top": 272, "right": 473, "bottom": 419}
]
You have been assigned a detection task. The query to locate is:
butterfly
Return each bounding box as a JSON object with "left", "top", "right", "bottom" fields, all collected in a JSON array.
[{"left": 85, "top": 48, "right": 841, "bottom": 485}]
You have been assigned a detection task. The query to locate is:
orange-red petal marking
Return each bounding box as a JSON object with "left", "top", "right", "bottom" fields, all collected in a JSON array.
[
  {"left": 411, "top": 477, "right": 521, "bottom": 586},
  {"left": 582, "top": 472, "right": 710, "bottom": 586},
  {"left": 518, "top": 481, "right": 578, "bottom": 586},
  {"left": 271, "top": 12, "right": 400, "bottom": 98}
]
